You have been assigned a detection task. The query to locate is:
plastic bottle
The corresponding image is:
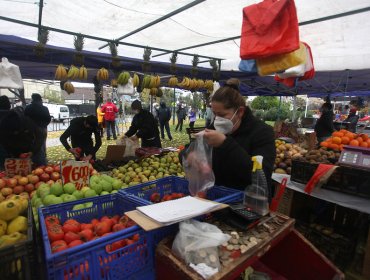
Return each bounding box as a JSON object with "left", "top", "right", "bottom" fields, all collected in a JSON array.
[{"left": 243, "top": 155, "right": 269, "bottom": 216}]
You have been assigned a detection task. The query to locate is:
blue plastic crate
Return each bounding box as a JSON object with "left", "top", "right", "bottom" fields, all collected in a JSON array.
[
  {"left": 120, "top": 176, "right": 243, "bottom": 205},
  {"left": 39, "top": 193, "right": 154, "bottom": 280}
]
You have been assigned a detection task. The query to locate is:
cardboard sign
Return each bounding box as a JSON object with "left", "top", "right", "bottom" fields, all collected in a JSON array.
[
  {"left": 4, "top": 158, "right": 32, "bottom": 177},
  {"left": 61, "top": 160, "right": 90, "bottom": 190}
]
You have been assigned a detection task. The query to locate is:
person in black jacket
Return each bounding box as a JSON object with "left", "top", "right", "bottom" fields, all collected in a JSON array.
[
  {"left": 175, "top": 104, "right": 186, "bottom": 132},
  {"left": 24, "top": 93, "right": 51, "bottom": 166},
  {"left": 344, "top": 105, "right": 359, "bottom": 133},
  {"left": 202, "top": 78, "right": 276, "bottom": 197},
  {"left": 60, "top": 115, "right": 101, "bottom": 160},
  {"left": 125, "top": 100, "right": 161, "bottom": 148},
  {"left": 314, "top": 102, "right": 334, "bottom": 143},
  {"left": 158, "top": 101, "right": 172, "bottom": 140}
]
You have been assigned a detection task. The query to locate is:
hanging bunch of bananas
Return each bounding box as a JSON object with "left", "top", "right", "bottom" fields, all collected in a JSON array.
[
  {"left": 111, "top": 79, "right": 118, "bottom": 88},
  {"left": 141, "top": 75, "right": 160, "bottom": 89},
  {"left": 188, "top": 78, "right": 200, "bottom": 91},
  {"left": 117, "top": 71, "right": 131, "bottom": 85},
  {"left": 156, "top": 87, "right": 163, "bottom": 97},
  {"left": 150, "top": 88, "right": 158, "bottom": 96},
  {"left": 63, "top": 82, "right": 74, "bottom": 94},
  {"left": 67, "top": 65, "right": 80, "bottom": 80},
  {"left": 178, "top": 77, "right": 191, "bottom": 89},
  {"left": 78, "top": 65, "right": 88, "bottom": 80},
  {"left": 168, "top": 76, "right": 178, "bottom": 87},
  {"left": 97, "top": 68, "right": 109, "bottom": 81},
  {"left": 197, "top": 79, "right": 205, "bottom": 89},
  {"left": 55, "top": 65, "right": 68, "bottom": 80},
  {"left": 132, "top": 73, "right": 140, "bottom": 87},
  {"left": 204, "top": 80, "right": 214, "bottom": 92}
]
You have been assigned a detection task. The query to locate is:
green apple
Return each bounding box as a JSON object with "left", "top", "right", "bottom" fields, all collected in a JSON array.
[
  {"left": 90, "top": 175, "right": 101, "bottom": 184},
  {"left": 84, "top": 189, "right": 97, "bottom": 198},
  {"left": 32, "top": 197, "right": 42, "bottom": 207},
  {"left": 111, "top": 190, "right": 118, "bottom": 194},
  {"left": 39, "top": 188, "right": 50, "bottom": 199},
  {"left": 37, "top": 184, "right": 50, "bottom": 197},
  {"left": 72, "top": 204, "right": 85, "bottom": 210},
  {"left": 34, "top": 200, "right": 43, "bottom": 209},
  {"left": 43, "top": 194, "right": 57, "bottom": 206},
  {"left": 31, "top": 195, "right": 39, "bottom": 206},
  {"left": 50, "top": 196, "right": 63, "bottom": 205},
  {"left": 50, "top": 183, "right": 63, "bottom": 196},
  {"left": 90, "top": 181, "right": 103, "bottom": 195},
  {"left": 112, "top": 179, "right": 123, "bottom": 190},
  {"left": 101, "top": 180, "right": 112, "bottom": 192},
  {"left": 60, "top": 193, "right": 68, "bottom": 200},
  {"left": 80, "top": 186, "right": 90, "bottom": 194},
  {"left": 100, "top": 191, "right": 110, "bottom": 195},
  {"left": 129, "top": 182, "right": 139, "bottom": 187},
  {"left": 63, "top": 194, "right": 77, "bottom": 203},
  {"left": 63, "top": 183, "right": 76, "bottom": 194},
  {"left": 72, "top": 190, "right": 83, "bottom": 200},
  {"left": 101, "top": 174, "right": 114, "bottom": 183},
  {"left": 84, "top": 202, "right": 93, "bottom": 208}
]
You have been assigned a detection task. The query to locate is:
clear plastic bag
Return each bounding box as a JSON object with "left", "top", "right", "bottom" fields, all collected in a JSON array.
[
  {"left": 172, "top": 219, "right": 230, "bottom": 270},
  {"left": 116, "top": 137, "right": 140, "bottom": 157},
  {"left": 182, "top": 132, "right": 215, "bottom": 196}
]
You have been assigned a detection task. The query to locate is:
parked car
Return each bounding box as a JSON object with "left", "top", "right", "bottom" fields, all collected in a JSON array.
[{"left": 43, "top": 103, "right": 70, "bottom": 121}]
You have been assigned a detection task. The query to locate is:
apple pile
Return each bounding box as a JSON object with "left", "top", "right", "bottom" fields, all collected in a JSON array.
[
  {"left": 149, "top": 192, "right": 186, "bottom": 203},
  {"left": 44, "top": 214, "right": 138, "bottom": 254}
]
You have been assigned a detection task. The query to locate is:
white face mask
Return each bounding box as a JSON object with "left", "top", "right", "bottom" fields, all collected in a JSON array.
[{"left": 214, "top": 109, "right": 239, "bottom": 134}]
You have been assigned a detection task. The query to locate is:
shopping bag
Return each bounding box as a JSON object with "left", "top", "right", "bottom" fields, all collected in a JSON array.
[
  {"left": 172, "top": 219, "right": 230, "bottom": 270},
  {"left": 0, "top": 57, "right": 24, "bottom": 89},
  {"left": 274, "top": 42, "right": 315, "bottom": 87},
  {"left": 117, "top": 137, "right": 140, "bottom": 157},
  {"left": 182, "top": 132, "right": 215, "bottom": 196},
  {"left": 256, "top": 42, "right": 306, "bottom": 76},
  {"left": 238, "top": 59, "right": 257, "bottom": 73},
  {"left": 240, "top": 0, "right": 299, "bottom": 59}
]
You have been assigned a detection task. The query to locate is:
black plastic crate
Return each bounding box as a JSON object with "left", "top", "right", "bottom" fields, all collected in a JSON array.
[
  {"left": 291, "top": 160, "right": 318, "bottom": 184},
  {"left": 0, "top": 203, "right": 36, "bottom": 280}
]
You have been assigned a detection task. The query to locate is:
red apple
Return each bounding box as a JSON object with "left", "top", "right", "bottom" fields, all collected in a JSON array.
[
  {"left": 13, "top": 175, "right": 22, "bottom": 180},
  {"left": 29, "top": 175, "right": 39, "bottom": 184},
  {"left": 7, "top": 178, "right": 17, "bottom": 188},
  {"left": 33, "top": 168, "right": 44, "bottom": 176},
  {"left": 18, "top": 177, "right": 29, "bottom": 186},
  {"left": 35, "top": 181, "right": 43, "bottom": 189},
  {"left": 56, "top": 179, "right": 62, "bottom": 184},
  {"left": 1, "top": 187, "right": 13, "bottom": 196},
  {"left": 13, "top": 185, "right": 25, "bottom": 195},
  {"left": 19, "top": 192, "right": 29, "bottom": 199},
  {"left": 40, "top": 173, "right": 50, "bottom": 182},
  {"left": 24, "top": 183, "right": 35, "bottom": 193},
  {"left": 53, "top": 165, "right": 61, "bottom": 173},
  {"left": 0, "top": 178, "right": 6, "bottom": 189},
  {"left": 46, "top": 180, "right": 54, "bottom": 186},
  {"left": 30, "top": 190, "right": 37, "bottom": 198},
  {"left": 44, "top": 166, "right": 54, "bottom": 174},
  {"left": 50, "top": 172, "right": 60, "bottom": 181}
]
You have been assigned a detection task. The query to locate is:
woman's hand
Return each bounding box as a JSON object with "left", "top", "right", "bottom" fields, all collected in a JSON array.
[{"left": 203, "top": 129, "right": 226, "bottom": 147}]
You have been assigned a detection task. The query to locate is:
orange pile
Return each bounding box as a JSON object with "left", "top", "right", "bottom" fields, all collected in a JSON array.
[{"left": 320, "top": 129, "right": 370, "bottom": 151}]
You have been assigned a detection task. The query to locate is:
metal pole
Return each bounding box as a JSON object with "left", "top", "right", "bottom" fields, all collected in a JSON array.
[
  {"left": 37, "top": 0, "right": 44, "bottom": 38},
  {"left": 173, "top": 87, "right": 176, "bottom": 125},
  {"left": 305, "top": 96, "right": 309, "bottom": 117},
  {"left": 292, "top": 95, "right": 297, "bottom": 122},
  {"left": 278, "top": 96, "right": 282, "bottom": 120}
]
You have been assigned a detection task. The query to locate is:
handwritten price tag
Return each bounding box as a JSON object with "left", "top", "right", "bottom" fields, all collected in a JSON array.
[
  {"left": 61, "top": 160, "right": 90, "bottom": 190},
  {"left": 5, "top": 158, "right": 32, "bottom": 177}
]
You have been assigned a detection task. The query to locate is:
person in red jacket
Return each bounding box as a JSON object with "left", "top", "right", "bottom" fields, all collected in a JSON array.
[{"left": 101, "top": 98, "right": 118, "bottom": 140}]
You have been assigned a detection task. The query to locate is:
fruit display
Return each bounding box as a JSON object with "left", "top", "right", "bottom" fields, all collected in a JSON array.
[
  {"left": 294, "top": 147, "right": 341, "bottom": 164},
  {"left": 78, "top": 65, "right": 88, "bottom": 80},
  {"left": 204, "top": 79, "right": 214, "bottom": 92},
  {"left": 54, "top": 64, "right": 68, "bottom": 80},
  {"left": 63, "top": 82, "right": 74, "bottom": 94},
  {"left": 44, "top": 214, "right": 138, "bottom": 253},
  {"left": 149, "top": 192, "right": 185, "bottom": 203},
  {"left": 177, "top": 77, "right": 206, "bottom": 91},
  {"left": 0, "top": 196, "right": 29, "bottom": 248},
  {"left": 110, "top": 152, "right": 184, "bottom": 187},
  {"left": 168, "top": 76, "right": 178, "bottom": 87},
  {"left": 117, "top": 71, "right": 131, "bottom": 85},
  {"left": 274, "top": 140, "right": 307, "bottom": 174},
  {"left": 97, "top": 67, "right": 109, "bottom": 81},
  {"left": 141, "top": 75, "right": 161, "bottom": 89},
  {"left": 320, "top": 129, "right": 370, "bottom": 151},
  {"left": 132, "top": 73, "right": 140, "bottom": 87},
  {"left": 67, "top": 65, "right": 80, "bottom": 80}
]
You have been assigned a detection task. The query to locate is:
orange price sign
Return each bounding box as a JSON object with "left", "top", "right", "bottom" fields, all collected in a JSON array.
[
  {"left": 60, "top": 160, "right": 90, "bottom": 190},
  {"left": 4, "top": 158, "right": 32, "bottom": 177}
]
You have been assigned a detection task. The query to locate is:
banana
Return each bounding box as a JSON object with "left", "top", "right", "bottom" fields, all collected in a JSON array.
[
  {"left": 63, "top": 82, "right": 74, "bottom": 94},
  {"left": 97, "top": 68, "right": 109, "bottom": 81},
  {"left": 149, "top": 76, "right": 156, "bottom": 88},
  {"left": 197, "top": 79, "right": 205, "bottom": 88},
  {"left": 111, "top": 79, "right": 118, "bottom": 87},
  {"left": 168, "top": 76, "right": 178, "bottom": 87},
  {"left": 55, "top": 65, "right": 67, "bottom": 80},
  {"left": 150, "top": 88, "right": 158, "bottom": 96},
  {"left": 67, "top": 65, "right": 78, "bottom": 80},
  {"left": 133, "top": 73, "right": 140, "bottom": 87},
  {"left": 141, "top": 75, "right": 150, "bottom": 89},
  {"left": 155, "top": 75, "right": 161, "bottom": 88},
  {"left": 79, "top": 66, "right": 88, "bottom": 80}
]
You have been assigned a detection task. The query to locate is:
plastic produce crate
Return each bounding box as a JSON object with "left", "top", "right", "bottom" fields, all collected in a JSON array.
[
  {"left": 120, "top": 176, "right": 243, "bottom": 204},
  {"left": 39, "top": 193, "right": 154, "bottom": 280},
  {"left": 0, "top": 202, "right": 36, "bottom": 280}
]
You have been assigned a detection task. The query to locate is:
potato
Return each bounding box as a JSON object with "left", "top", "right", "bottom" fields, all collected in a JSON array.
[
  {"left": 275, "top": 168, "right": 287, "bottom": 174},
  {"left": 278, "top": 144, "right": 287, "bottom": 151}
]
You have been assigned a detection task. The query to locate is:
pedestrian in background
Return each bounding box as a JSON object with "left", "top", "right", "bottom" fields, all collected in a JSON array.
[
  {"left": 24, "top": 93, "right": 51, "bottom": 166},
  {"left": 158, "top": 101, "right": 172, "bottom": 140},
  {"left": 101, "top": 98, "right": 118, "bottom": 140},
  {"left": 175, "top": 104, "right": 186, "bottom": 132},
  {"left": 96, "top": 103, "right": 104, "bottom": 137},
  {"left": 189, "top": 107, "right": 196, "bottom": 129}
]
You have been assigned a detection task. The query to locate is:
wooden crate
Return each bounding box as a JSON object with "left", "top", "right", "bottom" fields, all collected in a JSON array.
[{"left": 276, "top": 187, "right": 294, "bottom": 216}]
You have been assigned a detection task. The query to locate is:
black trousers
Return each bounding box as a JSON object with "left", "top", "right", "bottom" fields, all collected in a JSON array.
[
  {"left": 160, "top": 121, "right": 172, "bottom": 139},
  {"left": 176, "top": 119, "right": 183, "bottom": 131}
]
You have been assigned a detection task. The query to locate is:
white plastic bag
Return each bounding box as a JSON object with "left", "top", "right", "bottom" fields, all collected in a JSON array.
[
  {"left": 172, "top": 219, "right": 230, "bottom": 270},
  {"left": 0, "top": 58, "right": 24, "bottom": 89},
  {"left": 182, "top": 132, "right": 215, "bottom": 196},
  {"left": 116, "top": 137, "right": 140, "bottom": 157},
  {"left": 117, "top": 77, "right": 134, "bottom": 95}
]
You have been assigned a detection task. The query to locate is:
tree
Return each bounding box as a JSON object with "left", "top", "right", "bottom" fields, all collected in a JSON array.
[
  {"left": 44, "top": 85, "right": 64, "bottom": 104},
  {"left": 251, "top": 96, "right": 279, "bottom": 110}
]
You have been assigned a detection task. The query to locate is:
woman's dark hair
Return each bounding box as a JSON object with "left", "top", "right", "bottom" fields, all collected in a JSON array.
[
  {"left": 86, "top": 115, "right": 98, "bottom": 128},
  {"left": 131, "top": 100, "right": 142, "bottom": 110},
  {"left": 0, "top": 95, "right": 10, "bottom": 110},
  {"left": 211, "top": 78, "right": 245, "bottom": 109}
]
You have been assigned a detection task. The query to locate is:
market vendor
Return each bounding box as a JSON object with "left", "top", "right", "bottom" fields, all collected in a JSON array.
[
  {"left": 60, "top": 115, "right": 102, "bottom": 160},
  {"left": 203, "top": 78, "right": 276, "bottom": 196},
  {"left": 314, "top": 102, "right": 334, "bottom": 143},
  {"left": 344, "top": 104, "right": 359, "bottom": 133},
  {"left": 124, "top": 100, "right": 162, "bottom": 148}
]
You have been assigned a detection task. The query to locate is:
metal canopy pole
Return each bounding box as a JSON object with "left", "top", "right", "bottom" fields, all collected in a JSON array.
[
  {"left": 37, "top": 0, "right": 44, "bottom": 38},
  {"left": 153, "top": 6, "right": 370, "bottom": 58},
  {"left": 99, "top": 0, "right": 206, "bottom": 50}
]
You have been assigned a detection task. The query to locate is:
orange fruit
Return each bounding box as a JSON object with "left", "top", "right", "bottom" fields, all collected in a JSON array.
[
  {"left": 345, "top": 133, "right": 355, "bottom": 140},
  {"left": 367, "top": 139, "right": 370, "bottom": 145},
  {"left": 360, "top": 142, "right": 368, "bottom": 148},
  {"left": 339, "top": 129, "right": 348, "bottom": 134},
  {"left": 349, "top": 139, "right": 359, "bottom": 146},
  {"left": 356, "top": 137, "right": 363, "bottom": 143},
  {"left": 361, "top": 134, "right": 369, "bottom": 141},
  {"left": 332, "top": 136, "right": 341, "bottom": 144},
  {"left": 332, "top": 131, "right": 344, "bottom": 137},
  {"left": 341, "top": 136, "right": 350, "bottom": 145},
  {"left": 326, "top": 138, "right": 333, "bottom": 144},
  {"left": 329, "top": 143, "right": 340, "bottom": 150},
  {"left": 320, "top": 141, "right": 329, "bottom": 147},
  {"left": 339, "top": 144, "right": 344, "bottom": 151}
]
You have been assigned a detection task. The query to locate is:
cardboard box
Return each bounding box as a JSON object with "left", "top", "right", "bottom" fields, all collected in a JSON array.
[{"left": 102, "top": 145, "right": 125, "bottom": 164}]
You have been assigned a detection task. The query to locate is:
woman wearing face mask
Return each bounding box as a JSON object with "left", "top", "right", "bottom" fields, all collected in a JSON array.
[
  {"left": 203, "top": 78, "right": 276, "bottom": 195},
  {"left": 124, "top": 100, "right": 162, "bottom": 148}
]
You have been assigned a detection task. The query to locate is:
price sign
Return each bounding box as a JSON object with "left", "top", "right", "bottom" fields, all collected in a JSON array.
[
  {"left": 61, "top": 160, "right": 90, "bottom": 190},
  {"left": 4, "top": 158, "right": 32, "bottom": 177}
]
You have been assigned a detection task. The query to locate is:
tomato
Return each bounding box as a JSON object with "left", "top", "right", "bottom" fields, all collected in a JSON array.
[
  {"left": 196, "top": 191, "right": 207, "bottom": 199},
  {"left": 64, "top": 231, "right": 80, "bottom": 244},
  {"left": 68, "top": 239, "right": 84, "bottom": 248},
  {"left": 126, "top": 239, "right": 135, "bottom": 245},
  {"left": 95, "top": 221, "right": 111, "bottom": 236},
  {"left": 111, "top": 215, "right": 120, "bottom": 224},
  {"left": 162, "top": 194, "right": 172, "bottom": 201},
  {"left": 51, "top": 240, "right": 68, "bottom": 253},
  {"left": 100, "top": 217, "right": 114, "bottom": 229},
  {"left": 126, "top": 220, "right": 136, "bottom": 228},
  {"left": 48, "top": 225, "right": 64, "bottom": 242},
  {"left": 119, "top": 215, "right": 129, "bottom": 226},
  {"left": 102, "top": 232, "right": 112, "bottom": 237},
  {"left": 45, "top": 216, "right": 61, "bottom": 228},
  {"left": 91, "top": 218, "right": 99, "bottom": 227},
  {"left": 80, "top": 223, "right": 94, "bottom": 231},
  {"left": 230, "top": 250, "right": 241, "bottom": 259},
  {"left": 79, "top": 229, "right": 94, "bottom": 242},
  {"left": 150, "top": 192, "right": 161, "bottom": 203},
  {"left": 112, "top": 223, "right": 126, "bottom": 232},
  {"left": 62, "top": 220, "right": 81, "bottom": 233},
  {"left": 111, "top": 240, "right": 123, "bottom": 251},
  {"left": 131, "top": 233, "right": 140, "bottom": 242}
]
